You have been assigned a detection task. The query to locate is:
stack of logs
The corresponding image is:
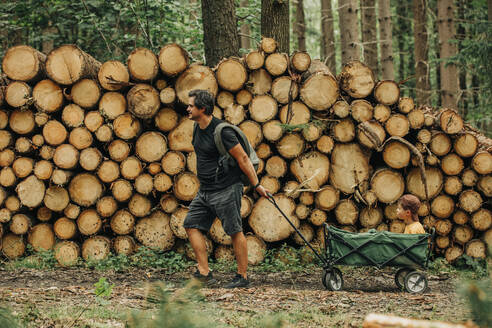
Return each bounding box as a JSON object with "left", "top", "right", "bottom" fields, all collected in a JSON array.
[{"left": 0, "top": 38, "right": 490, "bottom": 267}]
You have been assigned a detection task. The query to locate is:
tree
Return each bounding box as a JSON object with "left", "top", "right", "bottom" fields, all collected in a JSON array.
[
  {"left": 456, "top": 0, "right": 468, "bottom": 115},
  {"left": 413, "top": 0, "right": 431, "bottom": 106},
  {"left": 239, "top": 0, "right": 252, "bottom": 51},
  {"left": 320, "top": 0, "right": 336, "bottom": 73},
  {"left": 201, "top": 0, "right": 239, "bottom": 66},
  {"left": 261, "top": 0, "right": 290, "bottom": 53},
  {"left": 294, "top": 0, "right": 306, "bottom": 52},
  {"left": 378, "top": 0, "right": 394, "bottom": 79},
  {"left": 437, "top": 0, "right": 459, "bottom": 109},
  {"left": 338, "top": 0, "right": 360, "bottom": 63},
  {"left": 361, "top": 0, "right": 378, "bottom": 75}
]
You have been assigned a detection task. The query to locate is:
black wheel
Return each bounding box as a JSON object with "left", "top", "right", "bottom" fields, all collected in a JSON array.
[
  {"left": 404, "top": 271, "right": 428, "bottom": 294},
  {"left": 322, "top": 268, "right": 343, "bottom": 291},
  {"left": 394, "top": 267, "right": 412, "bottom": 290}
]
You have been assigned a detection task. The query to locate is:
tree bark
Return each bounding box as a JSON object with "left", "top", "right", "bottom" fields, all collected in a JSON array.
[
  {"left": 261, "top": 0, "right": 290, "bottom": 53},
  {"left": 201, "top": 0, "right": 239, "bottom": 67},
  {"left": 338, "top": 0, "right": 360, "bottom": 63},
  {"left": 378, "top": 0, "right": 394, "bottom": 79},
  {"left": 361, "top": 0, "right": 378, "bottom": 74},
  {"left": 320, "top": 0, "right": 336, "bottom": 73},
  {"left": 456, "top": 0, "right": 467, "bottom": 115},
  {"left": 239, "top": 0, "right": 252, "bottom": 50},
  {"left": 438, "top": 0, "right": 459, "bottom": 109},
  {"left": 489, "top": 0, "right": 492, "bottom": 21},
  {"left": 414, "top": 0, "right": 431, "bottom": 106},
  {"left": 294, "top": 0, "right": 306, "bottom": 51}
]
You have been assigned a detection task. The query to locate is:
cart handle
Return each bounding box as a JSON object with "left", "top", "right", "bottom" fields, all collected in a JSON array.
[{"left": 266, "top": 193, "right": 329, "bottom": 266}]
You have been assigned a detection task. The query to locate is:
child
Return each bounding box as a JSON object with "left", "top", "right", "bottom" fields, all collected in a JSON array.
[{"left": 397, "top": 194, "right": 425, "bottom": 234}]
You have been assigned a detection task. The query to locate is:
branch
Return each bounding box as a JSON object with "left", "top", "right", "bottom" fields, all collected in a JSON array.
[
  {"left": 80, "top": 0, "right": 112, "bottom": 55},
  {"left": 126, "top": 0, "right": 154, "bottom": 49}
]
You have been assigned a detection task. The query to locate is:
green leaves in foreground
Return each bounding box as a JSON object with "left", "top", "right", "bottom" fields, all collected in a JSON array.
[
  {"left": 460, "top": 276, "right": 492, "bottom": 328},
  {"left": 0, "top": 306, "right": 19, "bottom": 328},
  {"left": 126, "top": 282, "right": 210, "bottom": 328}
]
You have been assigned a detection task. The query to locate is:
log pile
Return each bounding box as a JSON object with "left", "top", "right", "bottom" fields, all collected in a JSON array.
[{"left": 0, "top": 40, "right": 491, "bottom": 267}]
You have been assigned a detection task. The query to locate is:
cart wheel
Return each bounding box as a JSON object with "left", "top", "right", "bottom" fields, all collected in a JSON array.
[
  {"left": 404, "top": 271, "right": 428, "bottom": 294},
  {"left": 395, "top": 267, "right": 412, "bottom": 290},
  {"left": 323, "top": 268, "right": 343, "bottom": 291}
]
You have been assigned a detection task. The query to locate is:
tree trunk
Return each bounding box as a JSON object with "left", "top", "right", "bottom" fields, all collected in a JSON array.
[
  {"left": 249, "top": 194, "right": 298, "bottom": 242},
  {"left": 330, "top": 143, "right": 370, "bottom": 194},
  {"left": 339, "top": 61, "right": 375, "bottom": 98},
  {"left": 98, "top": 60, "right": 130, "bottom": 91},
  {"left": 338, "top": 0, "right": 360, "bottom": 63},
  {"left": 378, "top": 0, "right": 394, "bottom": 79},
  {"left": 2, "top": 45, "right": 46, "bottom": 82},
  {"left": 300, "top": 60, "right": 339, "bottom": 110},
  {"left": 413, "top": 0, "right": 431, "bottom": 106},
  {"left": 290, "top": 151, "right": 330, "bottom": 189},
  {"left": 261, "top": 0, "right": 290, "bottom": 53},
  {"left": 158, "top": 44, "right": 189, "bottom": 77},
  {"left": 456, "top": 0, "right": 467, "bottom": 116},
  {"left": 371, "top": 169, "right": 405, "bottom": 204},
  {"left": 294, "top": 0, "right": 306, "bottom": 51},
  {"left": 54, "top": 241, "right": 80, "bottom": 266},
  {"left": 239, "top": 0, "right": 252, "bottom": 50},
  {"left": 335, "top": 199, "right": 359, "bottom": 225},
  {"left": 216, "top": 58, "right": 248, "bottom": 92},
  {"left": 438, "top": 0, "right": 459, "bottom": 109},
  {"left": 201, "top": 0, "right": 239, "bottom": 66},
  {"left": 361, "top": 0, "right": 378, "bottom": 74},
  {"left": 45, "top": 45, "right": 101, "bottom": 85},
  {"left": 82, "top": 236, "right": 110, "bottom": 261},
  {"left": 113, "top": 236, "right": 135, "bottom": 256},
  {"left": 175, "top": 65, "right": 218, "bottom": 105},
  {"left": 363, "top": 313, "right": 473, "bottom": 328},
  {"left": 320, "top": 0, "right": 336, "bottom": 73}
]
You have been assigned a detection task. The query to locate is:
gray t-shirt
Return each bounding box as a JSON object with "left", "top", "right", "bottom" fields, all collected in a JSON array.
[{"left": 192, "top": 117, "right": 242, "bottom": 191}]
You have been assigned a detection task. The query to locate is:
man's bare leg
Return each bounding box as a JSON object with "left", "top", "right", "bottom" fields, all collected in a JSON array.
[
  {"left": 231, "top": 231, "right": 248, "bottom": 279},
  {"left": 186, "top": 228, "right": 210, "bottom": 275}
]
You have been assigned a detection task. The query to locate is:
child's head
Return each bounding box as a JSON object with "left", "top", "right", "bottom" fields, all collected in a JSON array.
[{"left": 397, "top": 194, "right": 421, "bottom": 223}]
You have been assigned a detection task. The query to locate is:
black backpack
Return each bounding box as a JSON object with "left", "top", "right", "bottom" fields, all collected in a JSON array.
[{"left": 193, "top": 122, "right": 259, "bottom": 185}]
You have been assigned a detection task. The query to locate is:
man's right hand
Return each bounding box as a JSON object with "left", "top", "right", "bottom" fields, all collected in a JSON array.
[{"left": 255, "top": 184, "right": 271, "bottom": 198}]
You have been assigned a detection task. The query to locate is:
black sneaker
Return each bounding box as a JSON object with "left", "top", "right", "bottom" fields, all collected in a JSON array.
[
  {"left": 224, "top": 273, "right": 250, "bottom": 289},
  {"left": 193, "top": 269, "right": 217, "bottom": 285}
]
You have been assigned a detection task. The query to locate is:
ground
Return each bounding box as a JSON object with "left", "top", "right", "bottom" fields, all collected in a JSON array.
[{"left": 0, "top": 264, "right": 474, "bottom": 328}]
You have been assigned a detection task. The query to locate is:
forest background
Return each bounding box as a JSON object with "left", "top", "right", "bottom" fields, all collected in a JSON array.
[{"left": 0, "top": 0, "right": 491, "bottom": 135}]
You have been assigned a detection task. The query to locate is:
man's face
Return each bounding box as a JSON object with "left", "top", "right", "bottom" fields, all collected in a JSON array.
[{"left": 187, "top": 96, "right": 203, "bottom": 121}]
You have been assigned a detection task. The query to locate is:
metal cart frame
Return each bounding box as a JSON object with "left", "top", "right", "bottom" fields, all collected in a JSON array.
[{"left": 267, "top": 195, "right": 436, "bottom": 293}]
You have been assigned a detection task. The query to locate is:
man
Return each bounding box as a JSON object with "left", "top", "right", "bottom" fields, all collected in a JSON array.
[{"left": 184, "top": 89, "right": 269, "bottom": 288}]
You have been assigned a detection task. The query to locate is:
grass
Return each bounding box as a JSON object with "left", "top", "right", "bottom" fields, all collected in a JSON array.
[{"left": 1, "top": 244, "right": 488, "bottom": 327}]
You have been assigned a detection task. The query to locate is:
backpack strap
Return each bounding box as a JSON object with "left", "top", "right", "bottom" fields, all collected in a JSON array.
[
  {"left": 192, "top": 122, "right": 198, "bottom": 142},
  {"left": 213, "top": 122, "right": 251, "bottom": 157},
  {"left": 213, "top": 122, "right": 252, "bottom": 184}
]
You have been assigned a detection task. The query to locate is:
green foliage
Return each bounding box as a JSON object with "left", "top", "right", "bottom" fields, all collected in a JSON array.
[
  {"left": 3, "top": 245, "right": 57, "bottom": 270},
  {"left": 451, "top": 0, "right": 492, "bottom": 134},
  {"left": 279, "top": 119, "right": 326, "bottom": 133},
  {"left": 453, "top": 255, "right": 489, "bottom": 279},
  {"left": 0, "top": 0, "right": 204, "bottom": 62},
  {"left": 126, "top": 282, "right": 211, "bottom": 328},
  {"left": 427, "top": 257, "right": 458, "bottom": 275},
  {"left": 254, "top": 244, "right": 319, "bottom": 273},
  {"left": 459, "top": 274, "right": 492, "bottom": 327},
  {"left": 84, "top": 248, "right": 192, "bottom": 273},
  {"left": 0, "top": 306, "right": 20, "bottom": 328},
  {"left": 93, "top": 277, "right": 115, "bottom": 306}
]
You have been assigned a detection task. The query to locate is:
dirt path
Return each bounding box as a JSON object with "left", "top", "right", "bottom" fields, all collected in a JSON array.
[{"left": 0, "top": 267, "right": 472, "bottom": 327}]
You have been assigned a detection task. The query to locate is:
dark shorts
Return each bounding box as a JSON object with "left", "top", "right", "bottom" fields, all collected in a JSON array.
[{"left": 183, "top": 183, "right": 243, "bottom": 236}]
